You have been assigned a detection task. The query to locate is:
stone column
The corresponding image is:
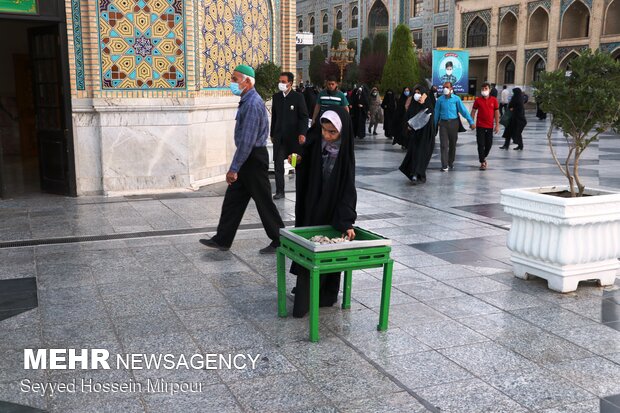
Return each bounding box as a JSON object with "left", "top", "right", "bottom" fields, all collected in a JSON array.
[
  {"left": 547, "top": 0, "right": 561, "bottom": 70},
  {"left": 589, "top": 0, "right": 605, "bottom": 50},
  {"left": 515, "top": 1, "right": 528, "bottom": 85},
  {"left": 488, "top": 6, "right": 500, "bottom": 83},
  {"left": 280, "top": 0, "right": 296, "bottom": 73}
]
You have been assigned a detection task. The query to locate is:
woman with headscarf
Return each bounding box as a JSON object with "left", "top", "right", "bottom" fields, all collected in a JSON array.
[
  {"left": 368, "top": 87, "right": 383, "bottom": 136},
  {"left": 392, "top": 87, "right": 412, "bottom": 148},
  {"left": 381, "top": 89, "right": 397, "bottom": 139},
  {"left": 351, "top": 86, "right": 369, "bottom": 139},
  {"left": 399, "top": 85, "right": 436, "bottom": 184},
  {"left": 500, "top": 87, "right": 527, "bottom": 150},
  {"left": 290, "top": 107, "right": 357, "bottom": 318}
]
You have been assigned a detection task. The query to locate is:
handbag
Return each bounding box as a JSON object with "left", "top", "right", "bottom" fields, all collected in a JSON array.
[{"left": 500, "top": 110, "right": 512, "bottom": 127}]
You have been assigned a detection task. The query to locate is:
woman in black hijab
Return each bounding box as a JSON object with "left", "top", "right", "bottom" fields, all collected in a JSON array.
[
  {"left": 392, "top": 87, "right": 412, "bottom": 148},
  {"left": 381, "top": 89, "right": 397, "bottom": 138},
  {"left": 291, "top": 106, "right": 357, "bottom": 318},
  {"left": 351, "top": 86, "right": 369, "bottom": 139},
  {"left": 501, "top": 87, "right": 527, "bottom": 150},
  {"left": 399, "top": 85, "right": 436, "bottom": 184}
]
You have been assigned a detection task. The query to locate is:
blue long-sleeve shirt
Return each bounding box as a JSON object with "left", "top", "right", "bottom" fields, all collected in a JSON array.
[
  {"left": 434, "top": 94, "right": 475, "bottom": 127},
  {"left": 229, "top": 88, "right": 269, "bottom": 173}
]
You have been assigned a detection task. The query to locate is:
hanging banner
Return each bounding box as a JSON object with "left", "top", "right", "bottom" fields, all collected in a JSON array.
[
  {"left": 432, "top": 49, "right": 469, "bottom": 94},
  {"left": 0, "top": 0, "right": 38, "bottom": 14}
]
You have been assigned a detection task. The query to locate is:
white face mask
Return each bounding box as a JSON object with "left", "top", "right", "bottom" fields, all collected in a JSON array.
[
  {"left": 413, "top": 93, "right": 422, "bottom": 102},
  {"left": 443, "top": 88, "right": 451, "bottom": 96},
  {"left": 446, "top": 69, "right": 453, "bottom": 75},
  {"left": 278, "top": 83, "right": 289, "bottom": 92},
  {"left": 481, "top": 90, "right": 490, "bottom": 97}
]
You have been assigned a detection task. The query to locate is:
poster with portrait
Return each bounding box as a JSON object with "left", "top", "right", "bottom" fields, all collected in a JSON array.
[{"left": 432, "top": 50, "right": 469, "bottom": 94}]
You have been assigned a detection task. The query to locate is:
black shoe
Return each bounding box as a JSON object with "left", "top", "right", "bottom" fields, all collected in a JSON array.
[
  {"left": 410, "top": 176, "right": 418, "bottom": 185},
  {"left": 259, "top": 244, "right": 278, "bottom": 254},
  {"left": 499, "top": 145, "right": 508, "bottom": 149},
  {"left": 449, "top": 165, "right": 454, "bottom": 170},
  {"left": 199, "top": 238, "right": 229, "bottom": 251},
  {"left": 373, "top": 131, "right": 378, "bottom": 135},
  {"left": 273, "top": 192, "right": 285, "bottom": 200},
  {"left": 513, "top": 146, "right": 523, "bottom": 150}
]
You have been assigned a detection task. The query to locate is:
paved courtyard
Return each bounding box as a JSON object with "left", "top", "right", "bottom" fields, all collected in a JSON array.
[{"left": 1, "top": 112, "right": 620, "bottom": 413}]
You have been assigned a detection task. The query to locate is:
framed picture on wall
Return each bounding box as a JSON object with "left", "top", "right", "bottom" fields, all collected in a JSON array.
[{"left": 0, "top": 0, "right": 38, "bottom": 15}]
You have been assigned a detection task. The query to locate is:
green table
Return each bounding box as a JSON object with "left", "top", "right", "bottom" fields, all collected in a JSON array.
[{"left": 277, "top": 225, "right": 393, "bottom": 342}]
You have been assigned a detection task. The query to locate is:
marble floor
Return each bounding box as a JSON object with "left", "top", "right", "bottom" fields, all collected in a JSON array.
[{"left": 1, "top": 112, "right": 620, "bottom": 412}]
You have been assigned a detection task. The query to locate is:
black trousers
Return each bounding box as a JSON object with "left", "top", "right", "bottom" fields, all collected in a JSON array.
[
  {"left": 499, "top": 103, "right": 507, "bottom": 116},
  {"left": 476, "top": 127, "right": 493, "bottom": 163},
  {"left": 293, "top": 270, "right": 341, "bottom": 318},
  {"left": 212, "top": 147, "right": 284, "bottom": 248},
  {"left": 273, "top": 139, "right": 289, "bottom": 195}
]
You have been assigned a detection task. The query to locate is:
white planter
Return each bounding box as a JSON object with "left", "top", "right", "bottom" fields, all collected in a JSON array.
[{"left": 500, "top": 186, "right": 620, "bottom": 293}]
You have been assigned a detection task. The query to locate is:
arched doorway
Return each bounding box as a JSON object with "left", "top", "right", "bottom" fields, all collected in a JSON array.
[
  {"left": 612, "top": 48, "right": 620, "bottom": 61},
  {"left": 466, "top": 17, "right": 488, "bottom": 48},
  {"left": 561, "top": 1, "right": 590, "bottom": 39},
  {"left": 497, "top": 56, "right": 516, "bottom": 84},
  {"left": 604, "top": 0, "right": 620, "bottom": 35},
  {"left": 368, "top": 1, "right": 388, "bottom": 38},
  {"left": 499, "top": 12, "right": 517, "bottom": 46},
  {"left": 526, "top": 55, "right": 546, "bottom": 84},
  {"left": 559, "top": 51, "right": 580, "bottom": 73},
  {"left": 528, "top": 7, "right": 549, "bottom": 43}
]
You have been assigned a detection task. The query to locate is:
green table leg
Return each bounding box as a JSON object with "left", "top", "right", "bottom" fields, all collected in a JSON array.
[
  {"left": 377, "top": 259, "right": 393, "bottom": 331},
  {"left": 309, "top": 267, "right": 320, "bottom": 342},
  {"left": 277, "top": 249, "right": 287, "bottom": 317},
  {"left": 342, "top": 270, "right": 352, "bottom": 309}
]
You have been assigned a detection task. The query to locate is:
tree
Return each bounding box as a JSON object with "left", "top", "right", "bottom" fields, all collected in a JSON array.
[
  {"left": 360, "top": 37, "right": 373, "bottom": 60},
  {"left": 309, "top": 46, "right": 325, "bottom": 86},
  {"left": 342, "top": 61, "right": 359, "bottom": 90},
  {"left": 418, "top": 51, "right": 433, "bottom": 84},
  {"left": 360, "top": 53, "right": 387, "bottom": 87},
  {"left": 372, "top": 33, "right": 388, "bottom": 56},
  {"left": 533, "top": 49, "right": 620, "bottom": 197},
  {"left": 321, "top": 61, "right": 341, "bottom": 81},
  {"left": 254, "top": 61, "right": 282, "bottom": 101},
  {"left": 381, "top": 24, "right": 420, "bottom": 93},
  {"left": 347, "top": 40, "right": 357, "bottom": 55},
  {"left": 331, "top": 29, "right": 343, "bottom": 49}
]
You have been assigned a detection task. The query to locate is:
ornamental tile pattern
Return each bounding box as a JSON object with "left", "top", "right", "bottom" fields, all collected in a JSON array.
[
  {"left": 200, "top": 0, "right": 271, "bottom": 88},
  {"left": 99, "top": 0, "right": 186, "bottom": 89},
  {"left": 557, "top": 45, "right": 589, "bottom": 62},
  {"left": 561, "top": 0, "right": 592, "bottom": 15},
  {"left": 527, "top": 0, "right": 551, "bottom": 14},
  {"left": 461, "top": 9, "right": 491, "bottom": 48},
  {"left": 525, "top": 47, "right": 547, "bottom": 63}
]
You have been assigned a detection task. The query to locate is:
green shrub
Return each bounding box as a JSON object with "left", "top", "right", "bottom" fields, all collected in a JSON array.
[
  {"left": 254, "top": 61, "right": 281, "bottom": 101},
  {"left": 380, "top": 24, "right": 420, "bottom": 94}
]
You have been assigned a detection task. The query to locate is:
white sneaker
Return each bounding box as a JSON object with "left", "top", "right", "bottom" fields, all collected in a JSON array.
[{"left": 441, "top": 167, "right": 449, "bottom": 172}]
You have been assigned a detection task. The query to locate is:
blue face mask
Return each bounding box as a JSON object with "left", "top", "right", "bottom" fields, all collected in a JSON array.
[
  {"left": 230, "top": 82, "right": 244, "bottom": 96},
  {"left": 404, "top": 91, "right": 410, "bottom": 97}
]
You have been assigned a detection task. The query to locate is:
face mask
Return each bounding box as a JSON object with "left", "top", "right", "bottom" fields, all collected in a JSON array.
[
  {"left": 404, "top": 91, "right": 410, "bottom": 97},
  {"left": 278, "top": 83, "right": 289, "bottom": 92},
  {"left": 358, "top": 87, "right": 363, "bottom": 92},
  {"left": 413, "top": 93, "right": 422, "bottom": 102},
  {"left": 446, "top": 69, "right": 453, "bottom": 75},
  {"left": 372, "top": 92, "right": 377, "bottom": 96},
  {"left": 481, "top": 90, "right": 490, "bottom": 97},
  {"left": 443, "top": 88, "right": 451, "bottom": 96},
  {"left": 230, "top": 82, "right": 244, "bottom": 96}
]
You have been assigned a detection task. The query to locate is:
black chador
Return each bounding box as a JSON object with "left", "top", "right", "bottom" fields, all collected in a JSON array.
[
  {"left": 381, "top": 89, "right": 397, "bottom": 138},
  {"left": 399, "top": 86, "right": 436, "bottom": 183},
  {"left": 351, "top": 87, "right": 369, "bottom": 138},
  {"left": 291, "top": 106, "right": 357, "bottom": 318}
]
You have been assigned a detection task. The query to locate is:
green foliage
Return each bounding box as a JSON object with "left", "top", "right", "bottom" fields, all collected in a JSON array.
[
  {"left": 254, "top": 61, "right": 282, "bottom": 101},
  {"left": 342, "top": 61, "right": 359, "bottom": 90},
  {"left": 331, "top": 29, "right": 343, "bottom": 49},
  {"left": 347, "top": 40, "right": 357, "bottom": 54},
  {"left": 418, "top": 51, "right": 433, "bottom": 82},
  {"left": 380, "top": 25, "right": 420, "bottom": 94},
  {"left": 360, "top": 37, "right": 373, "bottom": 60},
  {"left": 534, "top": 49, "right": 620, "bottom": 196},
  {"left": 372, "top": 33, "right": 388, "bottom": 56},
  {"left": 309, "top": 46, "right": 326, "bottom": 86}
]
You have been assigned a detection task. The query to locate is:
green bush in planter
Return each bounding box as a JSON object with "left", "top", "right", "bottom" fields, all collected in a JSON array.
[
  {"left": 533, "top": 49, "right": 620, "bottom": 197},
  {"left": 254, "top": 61, "right": 282, "bottom": 101}
]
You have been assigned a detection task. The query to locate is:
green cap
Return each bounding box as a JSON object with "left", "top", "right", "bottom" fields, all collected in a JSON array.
[{"left": 234, "top": 64, "right": 255, "bottom": 78}]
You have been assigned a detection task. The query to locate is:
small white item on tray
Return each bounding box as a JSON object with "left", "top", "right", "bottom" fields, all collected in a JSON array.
[{"left": 309, "top": 235, "right": 351, "bottom": 244}]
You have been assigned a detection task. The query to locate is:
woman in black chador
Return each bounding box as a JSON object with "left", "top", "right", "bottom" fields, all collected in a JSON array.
[
  {"left": 392, "top": 87, "right": 412, "bottom": 148},
  {"left": 290, "top": 107, "right": 357, "bottom": 318},
  {"left": 351, "top": 86, "right": 369, "bottom": 138},
  {"left": 399, "top": 85, "right": 436, "bottom": 184},
  {"left": 381, "top": 89, "right": 397, "bottom": 138},
  {"left": 500, "top": 87, "right": 527, "bottom": 150}
]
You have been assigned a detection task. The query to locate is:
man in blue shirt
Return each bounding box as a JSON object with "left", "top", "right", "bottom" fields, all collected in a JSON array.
[
  {"left": 200, "top": 65, "right": 284, "bottom": 254},
  {"left": 434, "top": 82, "right": 476, "bottom": 171}
]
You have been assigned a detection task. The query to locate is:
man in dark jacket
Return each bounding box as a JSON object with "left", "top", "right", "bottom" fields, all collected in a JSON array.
[{"left": 270, "top": 72, "right": 309, "bottom": 199}]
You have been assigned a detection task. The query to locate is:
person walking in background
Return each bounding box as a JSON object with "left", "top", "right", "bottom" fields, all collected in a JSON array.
[
  {"left": 368, "top": 87, "right": 383, "bottom": 136},
  {"left": 393, "top": 87, "right": 412, "bottom": 148},
  {"left": 200, "top": 65, "right": 284, "bottom": 254},
  {"left": 490, "top": 83, "right": 498, "bottom": 98},
  {"left": 434, "top": 82, "right": 475, "bottom": 171},
  {"left": 499, "top": 85, "right": 510, "bottom": 116},
  {"left": 303, "top": 85, "right": 318, "bottom": 123},
  {"left": 500, "top": 87, "right": 527, "bottom": 150},
  {"left": 312, "top": 75, "right": 349, "bottom": 124},
  {"left": 270, "top": 72, "right": 309, "bottom": 199},
  {"left": 399, "top": 85, "right": 436, "bottom": 184},
  {"left": 470, "top": 83, "right": 500, "bottom": 170},
  {"left": 351, "top": 85, "right": 369, "bottom": 139},
  {"left": 381, "top": 89, "right": 397, "bottom": 139},
  {"left": 535, "top": 93, "right": 547, "bottom": 120}
]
